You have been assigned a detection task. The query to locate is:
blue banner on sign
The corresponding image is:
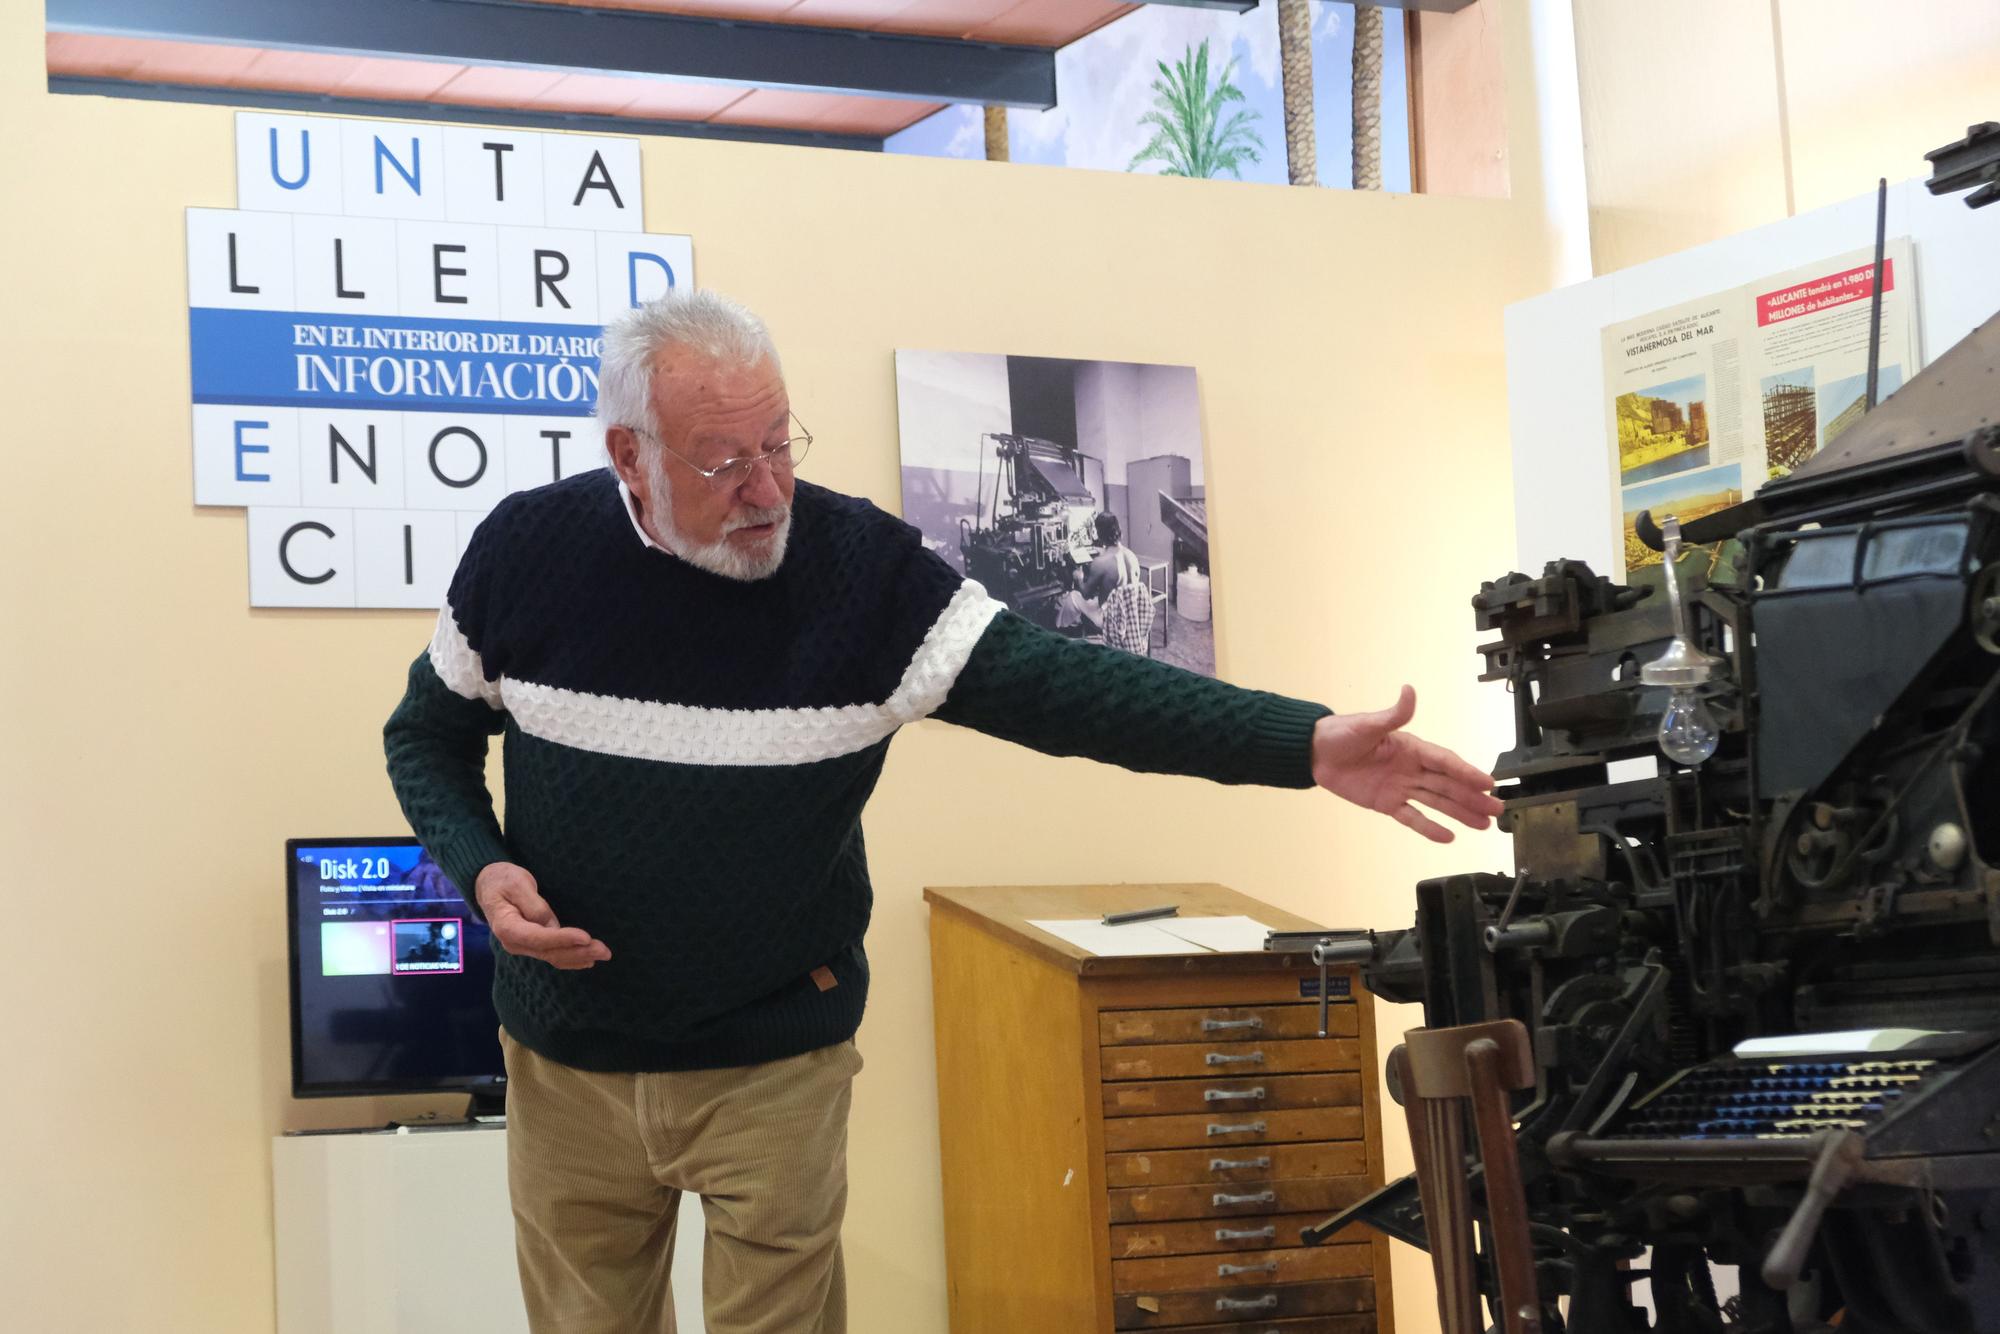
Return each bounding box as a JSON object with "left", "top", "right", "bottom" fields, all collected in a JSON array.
[
  {"left": 188, "top": 308, "right": 604, "bottom": 416},
  {"left": 1298, "top": 975, "right": 1353, "bottom": 999}
]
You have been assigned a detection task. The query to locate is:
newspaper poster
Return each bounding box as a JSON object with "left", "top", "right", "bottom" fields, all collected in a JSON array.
[{"left": 1602, "top": 240, "right": 1918, "bottom": 586}]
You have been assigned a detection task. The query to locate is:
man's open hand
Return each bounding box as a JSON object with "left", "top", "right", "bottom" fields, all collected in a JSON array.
[
  {"left": 474, "top": 862, "right": 612, "bottom": 969},
  {"left": 1311, "top": 686, "right": 1505, "bottom": 843}
]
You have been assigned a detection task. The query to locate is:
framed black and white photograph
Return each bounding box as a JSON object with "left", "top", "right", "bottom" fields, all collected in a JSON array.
[{"left": 895, "top": 351, "right": 1217, "bottom": 678}]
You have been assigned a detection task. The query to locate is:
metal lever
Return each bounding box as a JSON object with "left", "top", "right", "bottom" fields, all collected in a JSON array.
[
  {"left": 1216, "top": 1226, "right": 1277, "bottom": 1242},
  {"left": 1762, "top": 1131, "right": 1867, "bottom": 1290},
  {"left": 1213, "top": 1190, "right": 1278, "bottom": 1207},
  {"left": 1485, "top": 920, "right": 1553, "bottom": 952},
  {"left": 1317, "top": 957, "right": 1328, "bottom": 1036},
  {"left": 1641, "top": 516, "right": 1722, "bottom": 692},
  {"left": 1204, "top": 1087, "right": 1266, "bottom": 1103},
  {"left": 1307, "top": 937, "right": 1371, "bottom": 1036}
]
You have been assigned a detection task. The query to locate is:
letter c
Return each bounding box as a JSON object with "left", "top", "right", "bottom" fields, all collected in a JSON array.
[{"left": 279, "top": 521, "right": 336, "bottom": 585}]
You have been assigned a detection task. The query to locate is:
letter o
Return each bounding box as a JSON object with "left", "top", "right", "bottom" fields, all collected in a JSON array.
[{"left": 429, "top": 426, "right": 489, "bottom": 489}]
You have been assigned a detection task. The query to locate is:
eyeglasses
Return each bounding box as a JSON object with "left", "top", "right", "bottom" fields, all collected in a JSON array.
[{"left": 634, "top": 413, "right": 814, "bottom": 493}]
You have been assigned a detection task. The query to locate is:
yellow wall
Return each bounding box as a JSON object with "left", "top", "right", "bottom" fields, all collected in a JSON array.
[
  {"left": 1778, "top": 0, "right": 2000, "bottom": 218},
  {"left": 0, "top": 2, "right": 1561, "bottom": 1329},
  {"left": 1573, "top": 0, "right": 2000, "bottom": 273}
]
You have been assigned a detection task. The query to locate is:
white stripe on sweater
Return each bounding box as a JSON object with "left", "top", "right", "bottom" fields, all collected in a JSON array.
[
  {"left": 426, "top": 579, "right": 1006, "bottom": 766},
  {"left": 428, "top": 610, "right": 503, "bottom": 710}
]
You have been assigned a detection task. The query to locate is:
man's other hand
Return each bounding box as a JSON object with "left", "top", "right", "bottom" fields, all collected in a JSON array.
[
  {"left": 1311, "top": 686, "right": 1505, "bottom": 844},
  {"left": 474, "top": 862, "right": 612, "bottom": 969}
]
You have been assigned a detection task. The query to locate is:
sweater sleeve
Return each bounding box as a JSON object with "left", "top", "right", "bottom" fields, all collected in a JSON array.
[
  {"left": 930, "top": 608, "right": 1333, "bottom": 788},
  {"left": 382, "top": 511, "right": 516, "bottom": 913},
  {"left": 383, "top": 648, "right": 511, "bottom": 912}
]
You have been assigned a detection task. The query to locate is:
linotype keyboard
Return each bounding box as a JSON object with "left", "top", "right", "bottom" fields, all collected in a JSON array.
[{"left": 1614, "top": 1058, "right": 1941, "bottom": 1140}]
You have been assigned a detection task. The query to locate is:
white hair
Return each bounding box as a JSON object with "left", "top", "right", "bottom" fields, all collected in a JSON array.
[{"left": 595, "top": 288, "right": 781, "bottom": 440}]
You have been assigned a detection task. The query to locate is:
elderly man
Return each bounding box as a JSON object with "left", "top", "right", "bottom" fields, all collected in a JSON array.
[{"left": 383, "top": 289, "right": 1500, "bottom": 1334}]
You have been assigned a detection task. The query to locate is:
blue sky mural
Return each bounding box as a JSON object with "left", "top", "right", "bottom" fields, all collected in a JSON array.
[{"left": 885, "top": 0, "right": 1410, "bottom": 192}]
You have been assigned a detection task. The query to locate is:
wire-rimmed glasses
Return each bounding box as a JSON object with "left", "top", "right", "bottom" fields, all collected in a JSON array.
[{"left": 637, "top": 412, "right": 813, "bottom": 492}]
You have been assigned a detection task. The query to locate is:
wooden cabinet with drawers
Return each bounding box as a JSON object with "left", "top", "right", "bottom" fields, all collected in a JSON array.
[{"left": 925, "top": 883, "right": 1394, "bottom": 1334}]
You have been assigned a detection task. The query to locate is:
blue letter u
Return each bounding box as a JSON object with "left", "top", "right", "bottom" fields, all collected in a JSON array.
[{"left": 269, "top": 128, "right": 310, "bottom": 191}]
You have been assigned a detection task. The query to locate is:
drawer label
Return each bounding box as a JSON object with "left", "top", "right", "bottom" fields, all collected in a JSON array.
[{"left": 1298, "top": 975, "right": 1353, "bottom": 999}]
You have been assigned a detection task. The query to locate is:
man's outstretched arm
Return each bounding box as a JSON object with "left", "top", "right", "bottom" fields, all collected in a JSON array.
[{"left": 930, "top": 610, "right": 1500, "bottom": 842}]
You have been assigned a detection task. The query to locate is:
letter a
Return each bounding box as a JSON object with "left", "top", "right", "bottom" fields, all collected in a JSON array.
[{"left": 573, "top": 151, "right": 625, "bottom": 209}]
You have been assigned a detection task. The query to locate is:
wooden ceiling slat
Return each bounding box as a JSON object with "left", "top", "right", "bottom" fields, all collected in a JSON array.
[
  {"left": 528, "top": 0, "right": 805, "bottom": 21},
  {"left": 332, "top": 57, "right": 465, "bottom": 101},
  {"left": 432, "top": 65, "right": 569, "bottom": 108},
  {"left": 707, "top": 87, "right": 861, "bottom": 126},
  {"left": 127, "top": 39, "right": 264, "bottom": 86},
  {"left": 240, "top": 49, "right": 395, "bottom": 95},
  {"left": 44, "top": 32, "right": 148, "bottom": 80},
  {"left": 810, "top": 97, "right": 944, "bottom": 136},
  {"left": 705, "top": 86, "right": 936, "bottom": 135},
  {"left": 503, "top": 0, "right": 1123, "bottom": 46},
  {"left": 864, "top": 0, "right": 1020, "bottom": 37},
  {"left": 777, "top": 1, "right": 922, "bottom": 30},
  {"left": 532, "top": 73, "right": 651, "bottom": 117},
  {"left": 615, "top": 81, "right": 749, "bottom": 120},
  {"left": 970, "top": 0, "right": 1138, "bottom": 45}
]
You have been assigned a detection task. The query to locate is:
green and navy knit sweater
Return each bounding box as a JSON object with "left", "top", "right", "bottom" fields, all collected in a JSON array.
[{"left": 383, "top": 469, "right": 1331, "bottom": 1073}]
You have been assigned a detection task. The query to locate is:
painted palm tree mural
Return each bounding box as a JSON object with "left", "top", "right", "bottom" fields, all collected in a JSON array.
[
  {"left": 1273, "top": 1, "right": 1387, "bottom": 191},
  {"left": 885, "top": 2, "right": 1411, "bottom": 194},
  {"left": 1276, "top": 0, "right": 1316, "bottom": 185},
  {"left": 1351, "top": 4, "right": 1385, "bottom": 189},
  {"left": 1127, "top": 39, "right": 1265, "bottom": 180}
]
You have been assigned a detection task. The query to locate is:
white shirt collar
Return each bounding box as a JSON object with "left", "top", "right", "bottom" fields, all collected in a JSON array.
[{"left": 617, "top": 476, "right": 669, "bottom": 554}]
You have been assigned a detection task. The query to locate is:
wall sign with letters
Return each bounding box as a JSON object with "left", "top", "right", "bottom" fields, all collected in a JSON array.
[{"left": 188, "top": 112, "right": 693, "bottom": 608}]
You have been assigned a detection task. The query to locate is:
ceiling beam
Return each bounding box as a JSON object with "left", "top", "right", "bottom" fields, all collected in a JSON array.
[
  {"left": 47, "top": 76, "right": 886, "bottom": 152},
  {"left": 45, "top": 0, "right": 1058, "bottom": 109},
  {"left": 1135, "top": 0, "right": 1474, "bottom": 11}
]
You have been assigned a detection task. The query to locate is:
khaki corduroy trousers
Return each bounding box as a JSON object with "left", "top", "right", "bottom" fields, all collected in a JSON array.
[{"left": 501, "top": 1028, "right": 862, "bottom": 1333}]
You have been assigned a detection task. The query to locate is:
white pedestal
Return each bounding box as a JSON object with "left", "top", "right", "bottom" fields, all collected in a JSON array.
[{"left": 272, "top": 1125, "right": 706, "bottom": 1332}]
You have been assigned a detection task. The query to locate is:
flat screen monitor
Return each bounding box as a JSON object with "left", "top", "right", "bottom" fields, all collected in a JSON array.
[{"left": 286, "top": 836, "right": 505, "bottom": 1114}]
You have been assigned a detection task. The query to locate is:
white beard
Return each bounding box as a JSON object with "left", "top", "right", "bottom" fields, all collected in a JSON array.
[{"left": 640, "top": 451, "right": 792, "bottom": 581}]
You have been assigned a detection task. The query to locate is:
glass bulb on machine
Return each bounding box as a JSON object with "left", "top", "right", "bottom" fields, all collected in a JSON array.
[{"left": 1658, "top": 687, "right": 1720, "bottom": 766}]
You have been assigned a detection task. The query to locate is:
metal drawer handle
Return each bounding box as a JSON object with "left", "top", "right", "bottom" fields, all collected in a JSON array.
[
  {"left": 1217, "top": 1295, "right": 1280, "bottom": 1313},
  {"left": 1208, "top": 1156, "right": 1271, "bottom": 1172},
  {"left": 1204, "top": 1087, "right": 1265, "bottom": 1102},
  {"left": 1219, "top": 1261, "right": 1280, "bottom": 1277},
  {"left": 1205, "top": 1051, "right": 1266, "bottom": 1066},
  {"left": 1216, "top": 1226, "right": 1277, "bottom": 1242},
  {"left": 1213, "top": 1190, "right": 1278, "bottom": 1207},
  {"left": 1207, "top": 1121, "right": 1267, "bottom": 1137},
  {"left": 1202, "top": 1016, "right": 1265, "bottom": 1032}
]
